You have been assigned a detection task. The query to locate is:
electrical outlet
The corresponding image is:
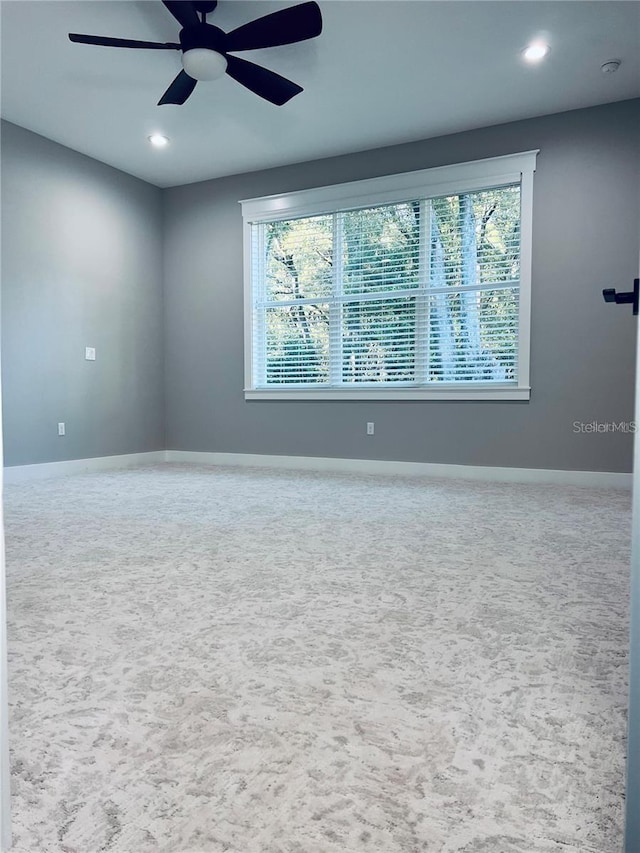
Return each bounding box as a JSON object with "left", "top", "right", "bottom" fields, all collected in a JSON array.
[
  {"left": 57, "top": 422, "right": 65, "bottom": 436},
  {"left": 85, "top": 347, "right": 96, "bottom": 361},
  {"left": 366, "top": 422, "right": 375, "bottom": 435}
]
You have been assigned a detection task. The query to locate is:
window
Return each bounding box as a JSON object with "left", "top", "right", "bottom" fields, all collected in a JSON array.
[{"left": 241, "top": 151, "right": 537, "bottom": 400}]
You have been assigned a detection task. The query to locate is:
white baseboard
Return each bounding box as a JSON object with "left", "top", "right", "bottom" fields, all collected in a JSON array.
[
  {"left": 4, "top": 451, "right": 166, "bottom": 485},
  {"left": 164, "top": 450, "right": 632, "bottom": 489},
  {"left": 3, "top": 449, "right": 631, "bottom": 489}
]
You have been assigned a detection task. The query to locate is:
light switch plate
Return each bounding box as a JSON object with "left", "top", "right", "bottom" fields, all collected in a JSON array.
[{"left": 85, "top": 347, "right": 96, "bottom": 361}]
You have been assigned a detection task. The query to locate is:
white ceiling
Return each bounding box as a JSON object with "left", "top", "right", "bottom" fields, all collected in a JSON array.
[{"left": 1, "top": 1, "right": 639, "bottom": 188}]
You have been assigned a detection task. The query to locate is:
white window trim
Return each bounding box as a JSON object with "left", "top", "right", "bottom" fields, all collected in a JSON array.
[{"left": 241, "top": 150, "right": 538, "bottom": 402}]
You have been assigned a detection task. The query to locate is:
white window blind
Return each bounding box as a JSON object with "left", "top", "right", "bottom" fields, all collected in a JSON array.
[{"left": 242, "top": 152, "right": 536, "bottom": 401}]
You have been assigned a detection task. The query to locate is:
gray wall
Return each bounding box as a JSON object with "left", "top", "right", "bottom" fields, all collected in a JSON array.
[
  {"left": 163, "top": 98, "right": 640, "bottom": 472},
  {"left": 1, "top": 121, "right": 165, "bottom": 466},
  {"left": 3, "top": 101, "right": 639, "bottom": 472}
]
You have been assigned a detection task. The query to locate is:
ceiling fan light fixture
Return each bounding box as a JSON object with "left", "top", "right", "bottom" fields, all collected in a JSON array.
[{"left": 182, "top": 48, "right": 228, "bottom": 81}]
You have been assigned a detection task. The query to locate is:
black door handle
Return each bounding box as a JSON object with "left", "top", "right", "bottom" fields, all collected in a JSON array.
[{"left": 603, "top": 279, "right": 639, "bottom": 315}]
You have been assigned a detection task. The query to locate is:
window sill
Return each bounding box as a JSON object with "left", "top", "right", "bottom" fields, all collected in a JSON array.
[{"left": 244, "top": 386, "right": 531, "bottom": 402}]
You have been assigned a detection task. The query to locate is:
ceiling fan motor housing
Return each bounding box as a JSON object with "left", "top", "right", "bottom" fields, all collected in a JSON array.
[{"left": 179, "top": 23, "right": 226, "bottom": 53}]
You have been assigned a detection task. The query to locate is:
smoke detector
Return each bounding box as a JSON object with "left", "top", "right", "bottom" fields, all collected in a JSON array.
[{"left": 601, "top": 60, "right": 621, "bottom": 74}]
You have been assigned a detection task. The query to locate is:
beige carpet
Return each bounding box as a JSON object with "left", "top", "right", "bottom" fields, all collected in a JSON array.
[{"left": 4, "top": 464, "right": 631, "bottom": 852}]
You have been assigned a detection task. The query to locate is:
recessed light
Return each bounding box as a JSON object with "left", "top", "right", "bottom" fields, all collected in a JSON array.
[
  {"left": 148, "top": 134, "right": 170, "bottom": 148},
  {"left": 523, "top": 41, "right": 550, "bottom": 63}
]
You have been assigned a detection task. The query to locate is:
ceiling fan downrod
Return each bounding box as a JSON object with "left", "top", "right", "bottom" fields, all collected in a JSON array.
[{"left": 195, "top": 1, "right": 218, "bottom": 23}]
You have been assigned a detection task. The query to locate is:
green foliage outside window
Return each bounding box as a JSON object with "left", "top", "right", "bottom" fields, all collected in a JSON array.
[{"left": 257, "top": 185, "right": 520, "bottom": 386}]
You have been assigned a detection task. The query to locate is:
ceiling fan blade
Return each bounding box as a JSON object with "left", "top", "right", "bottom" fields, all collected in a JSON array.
[
  {"left": 225, "top": 2, "right": 322, "bottom": 52},
  {"left": 158, "top": 70, "right": 197, "bottom": 105},
  {"left": 225, "top": 55, "right": 302, "bottom": 106},
  {"left": 69, "top": 33, "right": 180, "bottom": 50},
  {"left": 162, "top": 1, "right": 200, "bottom": 29}
]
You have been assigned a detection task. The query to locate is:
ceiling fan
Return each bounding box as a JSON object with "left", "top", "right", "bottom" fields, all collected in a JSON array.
[{"left": 68, "top": 0, "right": 322, "bottom": 106}]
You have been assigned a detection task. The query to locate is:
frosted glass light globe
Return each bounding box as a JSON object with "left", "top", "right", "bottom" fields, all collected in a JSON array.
[{"left": 182, "top": 48, "right": 228, "bottom": 81}]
